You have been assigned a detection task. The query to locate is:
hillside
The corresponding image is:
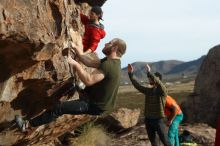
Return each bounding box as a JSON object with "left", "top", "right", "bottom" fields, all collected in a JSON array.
[
  {"left": 121, "top": 55, "right": 205, "bottom": 84},
  {"left": 166, "top": 55, "right": 206, "bottom": 75}
]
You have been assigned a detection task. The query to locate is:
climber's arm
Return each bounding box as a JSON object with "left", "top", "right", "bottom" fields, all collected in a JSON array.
[
  {"left": 71, "top": 42, "right": 100, "bottom": 68},
  {"left": 67, "top": 55, "right": 104, "bottom": 86}
]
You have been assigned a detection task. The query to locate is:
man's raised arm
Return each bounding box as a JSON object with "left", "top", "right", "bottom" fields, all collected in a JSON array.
[
  {"left": 128, "top": 64, "right": 150, "bottom": 94},
  {"left": 67, "top": 54, "right": 104, "bottom": 86},
  {"left": 146, "top": 64, "right": 167, "bottom": 96}
]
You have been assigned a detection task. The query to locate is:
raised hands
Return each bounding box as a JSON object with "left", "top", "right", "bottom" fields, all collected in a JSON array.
[
  {"left": 145, "top": 64, "right": 151, "bottom": 73},
  {"left": 127, "top": 64, "right": 134, "bottom": 73}
]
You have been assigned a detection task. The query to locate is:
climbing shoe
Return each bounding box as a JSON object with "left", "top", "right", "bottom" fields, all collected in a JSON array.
[{"left": 15, "top": 115, "right": 28, "bottom": 132}]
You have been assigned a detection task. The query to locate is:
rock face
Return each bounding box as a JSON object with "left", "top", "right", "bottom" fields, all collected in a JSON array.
[
  {"left": 97, "top": 108, "right": 141, "bottom": 133},
  {"left": 0, "top": 0, "right": 105, "bottom": 145},
  {"left": 182, "top": 45, "right": 220, "bottom": 127},
  {"left": 109, "top": 123, "right": 216, "bottom": 146}
]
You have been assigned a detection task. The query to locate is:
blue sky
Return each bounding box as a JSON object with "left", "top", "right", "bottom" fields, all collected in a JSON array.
[{"left": 95, "top": 0, "right": 220, "bottom": 68}]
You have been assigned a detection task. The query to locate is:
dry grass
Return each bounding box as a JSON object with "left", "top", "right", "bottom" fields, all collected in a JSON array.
[{"left": 69, "top": 122, "right": 111, "bottom": 146}]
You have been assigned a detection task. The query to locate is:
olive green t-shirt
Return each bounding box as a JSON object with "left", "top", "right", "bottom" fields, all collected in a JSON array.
[{"left": 84, "top": 57, "right": 121, "bottom": 111}]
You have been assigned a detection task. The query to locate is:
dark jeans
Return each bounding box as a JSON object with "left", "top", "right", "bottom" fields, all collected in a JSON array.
[
  {"left": 29, "top": 99, "right": 103, "bottom": 127},
  {"left": 145, "top": 117, "right": 172, "bottom": 146}
]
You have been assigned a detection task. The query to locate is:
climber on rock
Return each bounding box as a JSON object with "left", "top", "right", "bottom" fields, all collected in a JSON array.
[
  {"left": 15, "top": 38, "right": 126, "bottom": 132},
  {"left": 78, "top": 5, "right": 106, "bottom": 54}
]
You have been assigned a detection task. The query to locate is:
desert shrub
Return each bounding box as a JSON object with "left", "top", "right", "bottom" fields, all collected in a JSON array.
[{"left": 69, "top": 122, "right": 111, "bottom": 146}]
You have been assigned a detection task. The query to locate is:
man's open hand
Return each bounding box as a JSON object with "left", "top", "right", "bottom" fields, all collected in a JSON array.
[
  {"left": 128, "top": 64, "right": 134, "bottom": 73},
  {"left": 145, "top": 64, "right": 151, "bottom": 72}
]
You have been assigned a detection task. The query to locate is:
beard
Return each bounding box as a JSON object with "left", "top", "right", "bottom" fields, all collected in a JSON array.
[
  {"left": 148, "top": 78, "right": 155, "bottom": 86},
  {"left": 102, "top": 46, "right": 112, "bottom": 56}
]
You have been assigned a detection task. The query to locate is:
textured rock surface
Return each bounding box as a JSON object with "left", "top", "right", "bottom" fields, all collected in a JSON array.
[
  {"left": 0, "top": 0, "right": 105, "bottom": 145},
  {"left": 182, "top": 45, "right": 220, "bottom": 127},
  {"left": 97, "top": 108, "right": 141, "bottom": 133},
  {"left": 109, "top": 123, "right": 216, "bottom": 146},
  {"left": 180, "top": 123, "right": 216, "bottom": 145},
  {"left": 110, "top": 108, "right": 140, "bottom": 129}
]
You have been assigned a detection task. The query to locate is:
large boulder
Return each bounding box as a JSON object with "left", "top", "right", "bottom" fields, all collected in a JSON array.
[
  {"left": 110, "top": 108, "right": 141, "bottom": 129},
  {"left": 0, "top": 0, "right": 106, "bottom": 145},
  {"left": 182, "top": 45, "right": 220, "bottom": 127},
  {"left": 97, "top": 108, "right": 141, "bottom": 132}
]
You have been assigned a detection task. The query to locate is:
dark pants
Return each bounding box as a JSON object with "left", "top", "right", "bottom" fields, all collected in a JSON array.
[
  {"left": 145, "top": 117, "right": 172, "bottom": 146},
  {"left": 29, "top": 99, "right": 103, "bottom": 127}
]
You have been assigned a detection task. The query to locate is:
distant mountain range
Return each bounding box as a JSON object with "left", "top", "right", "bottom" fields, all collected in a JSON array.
[{"left": 121, "top": 55, "right": 206, "bottom": 83}]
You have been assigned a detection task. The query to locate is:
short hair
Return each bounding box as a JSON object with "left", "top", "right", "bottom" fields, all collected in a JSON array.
[
  {"left": 113, "top": 38, "right": 127, "bottom": 57},
  {"left": 154, "top": 72, "right": 162, "bottom": 80}
]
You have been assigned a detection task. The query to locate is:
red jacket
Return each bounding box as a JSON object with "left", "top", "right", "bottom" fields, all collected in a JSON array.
[{"left": 80, "top": 13, "right": 106, "bottom": 52}]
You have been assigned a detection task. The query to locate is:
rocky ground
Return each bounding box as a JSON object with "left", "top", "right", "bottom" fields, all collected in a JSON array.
[{"left": 109, "top": 122, "right": 216, "bottom": 146}]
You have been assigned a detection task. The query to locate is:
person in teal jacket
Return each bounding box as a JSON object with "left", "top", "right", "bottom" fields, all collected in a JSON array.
[{"left": 165, "top": 95, "right": 184, "bottom": 146}]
